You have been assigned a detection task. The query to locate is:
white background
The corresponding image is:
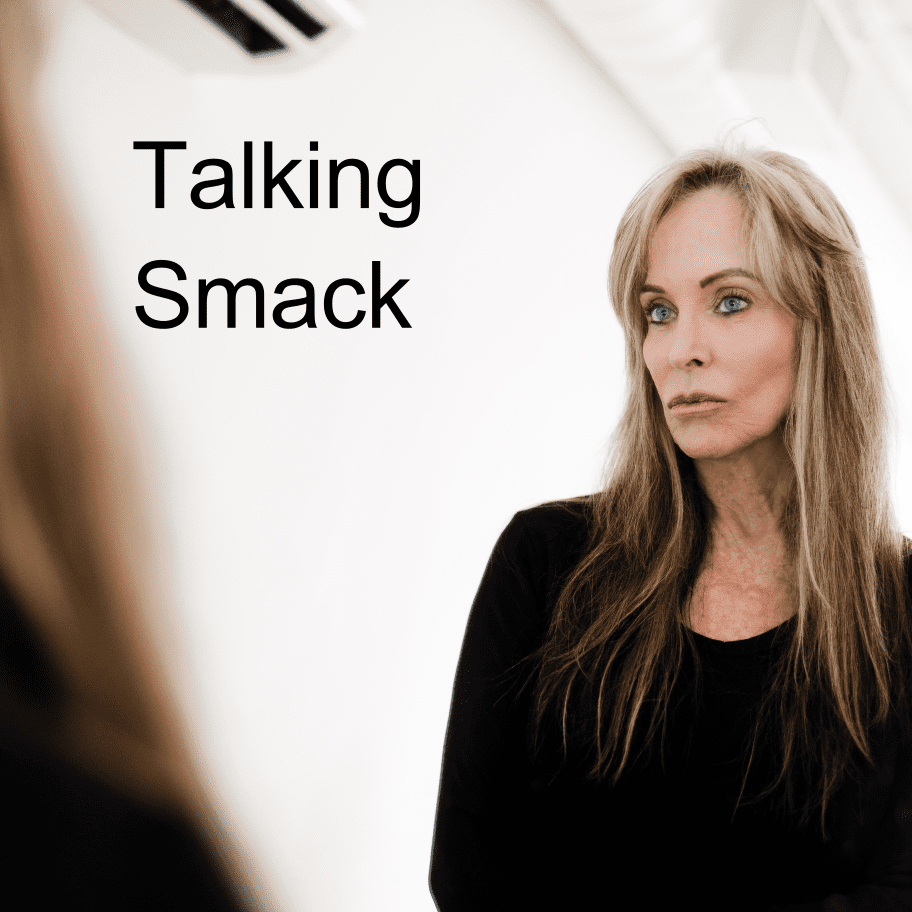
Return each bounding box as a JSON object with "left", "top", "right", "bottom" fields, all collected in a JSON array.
[{"left": 30, "top": 1, "right": 912, "bottom": 910}]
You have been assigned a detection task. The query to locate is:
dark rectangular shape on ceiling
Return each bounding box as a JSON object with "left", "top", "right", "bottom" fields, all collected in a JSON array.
[
  {"left": 261, "top": 0, "right": 328, "bottom": 39},
  {"left": 180, "top": 0, "right": 287, "bottom": 55}
]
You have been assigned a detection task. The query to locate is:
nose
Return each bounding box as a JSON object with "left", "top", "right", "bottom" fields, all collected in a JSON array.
[{"left": 667, "top": 310, "right": 711, "bottom": 371}]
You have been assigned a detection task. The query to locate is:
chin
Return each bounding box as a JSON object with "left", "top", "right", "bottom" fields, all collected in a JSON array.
[
  {"left": 670, "top": 423, "right": 782, "bottom": 463},
  {"left": 673, "top": 438, "right": 741, "bottom": 461}
]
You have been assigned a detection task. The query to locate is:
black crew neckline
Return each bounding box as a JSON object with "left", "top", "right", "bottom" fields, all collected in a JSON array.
[{"left": 687, "top": 613, "right": 797, "bottom": 656}]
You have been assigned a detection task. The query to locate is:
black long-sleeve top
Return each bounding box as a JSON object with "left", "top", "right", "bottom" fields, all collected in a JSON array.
[{"left": 430, "top": 498, "right": 912, "bottom": 911}]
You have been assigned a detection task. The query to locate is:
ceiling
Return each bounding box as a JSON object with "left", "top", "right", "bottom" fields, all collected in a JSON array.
[{"left": 540, "top": 0, "right": 912, "bottom": 226}]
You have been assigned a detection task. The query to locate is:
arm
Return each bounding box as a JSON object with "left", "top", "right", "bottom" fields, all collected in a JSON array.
[{"left": 429, "top": 509, "right": 560, "bottom": 912}]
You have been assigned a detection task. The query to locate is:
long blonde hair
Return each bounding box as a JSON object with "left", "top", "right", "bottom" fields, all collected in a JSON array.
[
  {"left": 0, "top": 2, "right": 261, "bottom": 904},
  {"left": 519, "top": 144, "right": 912, "bottom": 841}
]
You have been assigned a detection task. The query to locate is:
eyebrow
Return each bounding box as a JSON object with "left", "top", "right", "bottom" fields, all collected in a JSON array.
[{"left": 640, "top": 267, "right": 760, "bottom": 296}]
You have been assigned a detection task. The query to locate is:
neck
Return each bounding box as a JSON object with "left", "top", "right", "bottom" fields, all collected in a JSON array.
[{"left": 694, "top": 431, "right": 795, "bottom": 570}]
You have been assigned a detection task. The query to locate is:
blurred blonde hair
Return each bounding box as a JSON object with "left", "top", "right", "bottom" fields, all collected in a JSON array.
[
  {"left": 518, "top": 143, "right": 912, "bottom": 841},
  {"left": 0, "top": 2, "right": 262, "bottom": 906}
]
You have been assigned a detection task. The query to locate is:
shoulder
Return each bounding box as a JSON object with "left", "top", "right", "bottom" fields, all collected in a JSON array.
[
  {"left": 506, "top": 495, "right": 593, "bottom": 546},
  {"left": 463, "top": 497, "right": 595, "bottom": 662},
  {"left": 489, "top": 495, "right": 594, "bottom": 603}
]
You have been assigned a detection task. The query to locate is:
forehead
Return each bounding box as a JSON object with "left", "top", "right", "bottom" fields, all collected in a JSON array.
[{"left": 645, "top": 188, "right": 749, "bottom": 284}]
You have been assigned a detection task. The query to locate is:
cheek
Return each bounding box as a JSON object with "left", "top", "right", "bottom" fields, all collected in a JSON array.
[
  {"left": 741, "top": 310, "right": 796, "bottom": 368},
  {"left": 734, "top": 337, "right": 796, "bottom": 415},
  {"left": 740, "top": 327, "right": 794, "bottom": 380}
]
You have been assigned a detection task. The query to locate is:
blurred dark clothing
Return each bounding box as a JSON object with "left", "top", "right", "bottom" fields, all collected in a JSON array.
[
  {"left": 430, "top": 499, "right": 912, "bottom": 912},
  {"left": 0, "top": 574, "right": 244, "bottom": 911}
]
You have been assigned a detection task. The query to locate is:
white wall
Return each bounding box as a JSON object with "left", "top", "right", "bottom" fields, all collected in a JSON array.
[{"left": 32, "top": 1, "right": 667, "bottom": 910}]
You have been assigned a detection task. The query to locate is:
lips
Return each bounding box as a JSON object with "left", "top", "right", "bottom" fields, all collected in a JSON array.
[{"left": 668, "top": 393, "right": 726, "bottom": 408}]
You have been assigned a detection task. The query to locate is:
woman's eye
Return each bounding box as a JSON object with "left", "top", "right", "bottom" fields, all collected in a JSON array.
[
  {"left": 646, "top": 304, "right": 673, "bottom": 324},
  {"left": 718, "top": 294, "right": 749, "bottom": 314}
]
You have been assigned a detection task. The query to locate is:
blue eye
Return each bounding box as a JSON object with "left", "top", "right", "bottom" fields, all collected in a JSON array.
[
  {"left": 719, "top": 294, "right": 749, "bottom": 314},
  {"left": 646, "top": 304, "right": 673, "bottom": 325}
]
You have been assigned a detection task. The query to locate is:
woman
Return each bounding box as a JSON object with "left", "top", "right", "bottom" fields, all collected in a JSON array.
[
  {"left": 0, "top": 3, "right": 265, "bottom": 908},
  {"left": 429, "top": 145, "right": 912, "bottom": 911}
]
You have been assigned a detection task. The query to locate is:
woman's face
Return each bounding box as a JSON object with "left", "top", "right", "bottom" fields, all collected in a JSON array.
[{"left": 641, "top": 187, "right": 797, "bottom": 463}]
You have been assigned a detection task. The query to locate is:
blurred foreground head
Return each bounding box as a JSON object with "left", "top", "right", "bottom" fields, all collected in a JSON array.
[{"left": 0, "top": 2, "right": 263, "bottom": 907}]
